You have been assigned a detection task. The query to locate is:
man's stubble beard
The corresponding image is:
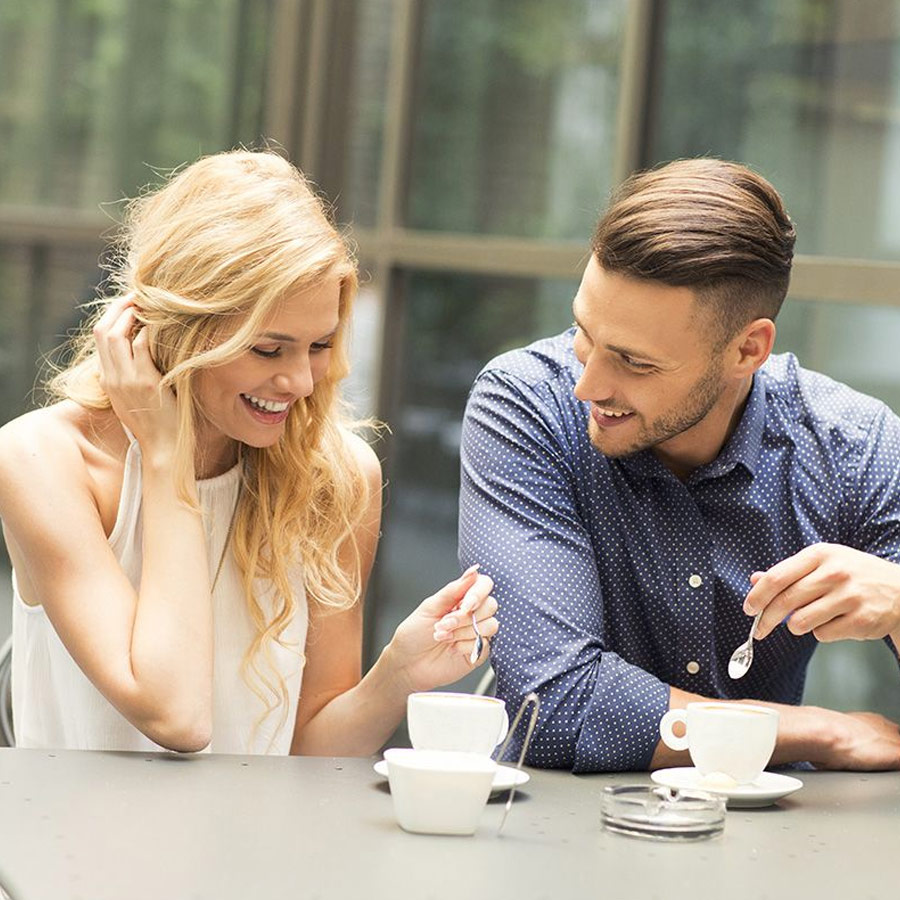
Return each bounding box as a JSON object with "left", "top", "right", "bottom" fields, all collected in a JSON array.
[{"left": 587, "top": 355, "right": 726, "bottom": 459}]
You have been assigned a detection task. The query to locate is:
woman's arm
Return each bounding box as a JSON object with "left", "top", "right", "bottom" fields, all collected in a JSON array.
[
  {"left": 291, "top": 436, "right": 498, "bottom": 756},
  {"left": 0, "top": 300, "right": 216, "bottom": 751}
]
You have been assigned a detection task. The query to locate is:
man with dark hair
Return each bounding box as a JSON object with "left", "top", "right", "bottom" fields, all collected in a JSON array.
[{"left": 459, "top": 158, "right": 900, "bottom": 772}]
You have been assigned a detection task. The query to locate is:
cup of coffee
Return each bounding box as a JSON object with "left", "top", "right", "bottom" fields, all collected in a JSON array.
[
  {"left": 407, "top": 692, "right": 508, "bottom": 756},
  {"left": 658, "top": 702, "right": 779, "bottom": 785},
  {"left": 383, "top": 748, "right": 497, "bottom": 835}
]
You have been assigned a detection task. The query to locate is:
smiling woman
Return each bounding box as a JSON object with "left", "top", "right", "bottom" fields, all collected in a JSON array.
[
  {"left": 192, "top": 277, "right": 342, "bottom": 471},
  {"left": 0, "top": 149, "right": 498, "bottom": 756}
]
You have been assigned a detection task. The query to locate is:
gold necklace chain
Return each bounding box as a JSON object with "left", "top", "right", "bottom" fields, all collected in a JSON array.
[{"left": 211, "top": 480, "right": 242, "bottom": 594}]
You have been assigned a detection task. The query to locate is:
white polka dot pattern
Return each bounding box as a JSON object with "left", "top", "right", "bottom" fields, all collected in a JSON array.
[{"left": 459, "top": 330, "right": 900, "bottom": 772}]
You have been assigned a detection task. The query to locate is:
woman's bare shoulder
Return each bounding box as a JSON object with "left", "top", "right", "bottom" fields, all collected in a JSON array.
[
  {"left": 341, "top": 428, "right": 382, "bottom": 489},
  {"left": 0, "top": 402, "right": 123, "bottom": 484}
]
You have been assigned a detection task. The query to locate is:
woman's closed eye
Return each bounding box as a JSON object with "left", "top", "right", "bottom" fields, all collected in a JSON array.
[
  {"left": 251, "top": 335, "right": 334, "bottom": 358},
  {"left": 251, "top": 346, "right": 281, "bottom": 359}
]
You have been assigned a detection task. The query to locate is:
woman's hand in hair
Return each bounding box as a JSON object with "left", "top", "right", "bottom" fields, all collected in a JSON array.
[
  {"left": 94, "top": 296, "right": 178, "bottom": 461},
  {"left": 386, "top": 568, "right": 499, "bottom": 693}
]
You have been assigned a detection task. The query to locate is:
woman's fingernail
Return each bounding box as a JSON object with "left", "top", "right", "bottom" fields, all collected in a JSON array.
[{"left": 461, "top": 563, "right": 481, "bottom": 578}]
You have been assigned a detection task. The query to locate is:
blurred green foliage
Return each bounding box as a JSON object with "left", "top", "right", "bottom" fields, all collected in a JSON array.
[{"left": 0, "top": 0, "right": 271, "bottom": 208}]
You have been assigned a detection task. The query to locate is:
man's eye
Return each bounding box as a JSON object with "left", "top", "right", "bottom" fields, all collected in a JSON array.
[
  {"left": 251, "top": 346, "right": 281, "bottom": 359},
  {"left": 622, "top": 356, "right": 653, "bottom": 371}
]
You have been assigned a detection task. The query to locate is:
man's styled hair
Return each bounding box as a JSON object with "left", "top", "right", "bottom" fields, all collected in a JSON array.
[{"left": 591, "top": 158, "right": 796, "bottom": 344}]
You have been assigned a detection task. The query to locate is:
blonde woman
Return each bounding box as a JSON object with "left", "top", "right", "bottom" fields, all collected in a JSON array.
[{"left": 0, "top": 150, "right": 497, "bottom": 754}]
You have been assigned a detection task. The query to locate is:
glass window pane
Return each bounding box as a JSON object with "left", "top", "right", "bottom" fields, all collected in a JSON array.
[
  {"left": 775, "top": 297, "right": 900, "bottom": 412},
  {"left": 322, "top": 0, "right": 394, "bottom": 228},
  {"left": 368, "top": 271, "right": 577, "bottom": 676},
  {"left": 650, "top": 0, "right": 900, "bottom": 261},
  {"left": 343, "top": 273, "right": 382, "bottom": 419},
  {"left": 0, "top": 243, "right": 100, "bottom": 419},
  {"left": 0, "top": 0, "right": 271, "bottom": 208},
  {"left": 405, "top": 0, "right": 627, "bottom": 239}
]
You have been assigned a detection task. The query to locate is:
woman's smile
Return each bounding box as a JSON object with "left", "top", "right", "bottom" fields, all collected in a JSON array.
[{"left": 241, "top": 393, "right": 292, "bottom": 424}]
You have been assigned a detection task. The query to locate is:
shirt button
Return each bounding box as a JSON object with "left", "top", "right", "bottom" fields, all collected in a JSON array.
[
  {"left": 688, "top": 574, "right": 703, "bottom": 588},
  {"left": 686, "top": 661, "right": 700, "bottom": 675}
]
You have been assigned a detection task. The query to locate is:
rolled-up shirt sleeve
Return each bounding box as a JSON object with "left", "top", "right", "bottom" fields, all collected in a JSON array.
[{"left": 459, "top": 368, "right": 669, "bottom": 772}]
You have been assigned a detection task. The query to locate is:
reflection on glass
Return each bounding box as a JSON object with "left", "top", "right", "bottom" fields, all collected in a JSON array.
[
  {"left": 406, "top": 0, "right": 626, "bottom": 238},
  {"left": 343, "top": 280, "right": 381, "bottom": 419},
  {"left": 651, "top": 0, "right": 900, "bottom": 261},
  {"left": 0, "top": 0, "right": 271, "bottom": 207},
  {"left": 369, "top": 272, "right": 578, "bottom": 673}
]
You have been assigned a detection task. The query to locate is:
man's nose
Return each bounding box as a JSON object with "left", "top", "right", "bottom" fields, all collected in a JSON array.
[
  {"left": 272, "top": 357, "right": 314, "bottom": 398},
  {"left": 573, "top": 354, "right": 614, "bottom": 403}
]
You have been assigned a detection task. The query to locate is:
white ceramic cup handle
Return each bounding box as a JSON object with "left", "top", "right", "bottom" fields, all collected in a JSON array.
[
  {"left": 495, "top": 710, "right": 509, "bottom": 746},
  {"left": 659, "top": 709, "right": 689, "bottom": 751}
]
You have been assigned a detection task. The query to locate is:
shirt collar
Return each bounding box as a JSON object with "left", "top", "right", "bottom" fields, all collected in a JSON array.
[{"left": 695, "top": 373, "right": 766, "bottom": 481}]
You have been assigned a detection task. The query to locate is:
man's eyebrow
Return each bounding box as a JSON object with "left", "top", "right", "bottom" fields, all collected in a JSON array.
[
  {"left": 605, "top": 342, "right": 663, "bottom": 365},
  {"left": 572, "top": 307, "right": 663, "bottom": 365}
]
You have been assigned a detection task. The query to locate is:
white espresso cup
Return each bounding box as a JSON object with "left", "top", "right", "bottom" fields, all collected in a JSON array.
[
  {"left": 407, "top": 692, "right": 509, "bottom": 756},
  {"left": 384, "top": 748, "right": 497, "bottom": 836},
  {"left": 659, "top": 702, "right": 779, "bottom": 785}
]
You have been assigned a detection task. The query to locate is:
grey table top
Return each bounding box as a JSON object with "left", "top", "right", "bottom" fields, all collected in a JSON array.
[{"left": 0, "top": 748, "right": 896, "bottom": 900}]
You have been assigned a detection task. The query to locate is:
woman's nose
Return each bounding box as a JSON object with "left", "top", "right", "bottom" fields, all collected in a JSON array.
[{"left": 272, "top": 357, "right": 314, "bottom": 398}]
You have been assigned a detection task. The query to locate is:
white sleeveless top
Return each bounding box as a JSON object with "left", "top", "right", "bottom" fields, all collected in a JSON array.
[{"left": 11, "top": 437, "right": 308, "bottom": 754}]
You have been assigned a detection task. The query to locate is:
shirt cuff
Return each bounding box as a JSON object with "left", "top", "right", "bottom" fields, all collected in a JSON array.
[{"left": 573, "top": 655, "right": 670, "bottom": 773}]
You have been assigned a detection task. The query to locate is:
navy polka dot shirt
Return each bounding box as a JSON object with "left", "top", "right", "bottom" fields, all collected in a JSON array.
[{"left": 459, "top": 330, "right": 900, "bottom": 772}]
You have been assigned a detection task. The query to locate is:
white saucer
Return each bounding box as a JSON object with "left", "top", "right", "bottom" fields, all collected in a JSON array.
[
  {"left": 373, "top": 759, "right": 530, "bottom": 794},
  {"left": 650, "top": 768, "right": 803, "bottom": 808}
]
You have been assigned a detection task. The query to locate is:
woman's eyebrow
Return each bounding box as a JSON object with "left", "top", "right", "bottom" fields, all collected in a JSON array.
[
  {"left": 256, "top": 324, "right": 339, "bottom": 343},
  {"left": 258, "top": 332, "right": 297, "bottom": 343}
]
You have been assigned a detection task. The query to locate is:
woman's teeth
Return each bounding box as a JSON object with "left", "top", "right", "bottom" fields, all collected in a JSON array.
[{"left": 243, "top": 394, "right": 289, "bottom": 413}]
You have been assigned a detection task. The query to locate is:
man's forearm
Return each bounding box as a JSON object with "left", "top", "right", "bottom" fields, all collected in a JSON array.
[{"left": 648, "top": 686, "right": 900, "bottom": 771}]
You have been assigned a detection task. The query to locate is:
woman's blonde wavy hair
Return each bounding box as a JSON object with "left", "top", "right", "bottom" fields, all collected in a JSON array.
[{"left": 48, "top": 149, "right": 370, "bottom": 744}]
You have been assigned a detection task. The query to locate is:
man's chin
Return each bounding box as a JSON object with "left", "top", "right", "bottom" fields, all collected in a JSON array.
[{"left": 587, "top": 421, "right": 646, "bottom": 459}]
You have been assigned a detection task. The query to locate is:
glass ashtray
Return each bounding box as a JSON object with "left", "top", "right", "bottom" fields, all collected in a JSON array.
[{"left": 601, "top": 784, "right": 726, "bottom": 841}]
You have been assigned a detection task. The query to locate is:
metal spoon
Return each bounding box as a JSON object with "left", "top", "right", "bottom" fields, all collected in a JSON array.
[
  {"left": 469, "top": 613, "right": 484, "bottom": 665},
  {"left": 728, "top": 611, "right": 763, "bottom": 679}
]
